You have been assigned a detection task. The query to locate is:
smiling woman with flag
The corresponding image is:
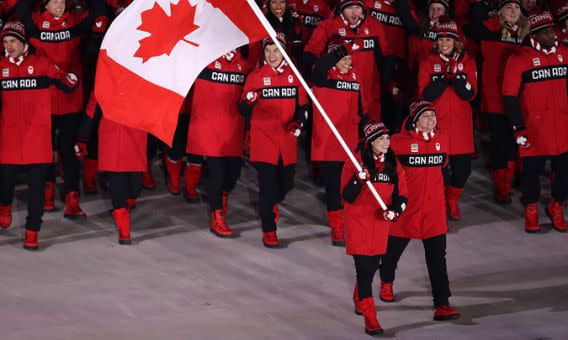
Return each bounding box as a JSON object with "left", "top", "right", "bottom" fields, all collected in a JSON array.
[{"left": 238, "top": 34, "right": 309, "bottom": 248}]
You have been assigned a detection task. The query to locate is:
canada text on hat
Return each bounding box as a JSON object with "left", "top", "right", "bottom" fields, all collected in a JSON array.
[
  {"left": 499, "top": 0, "right": 521, "bottom": 10},
  {"left": 435, "top": 20, "right": 460, "bottom": 40},
  {"left": 262, "top": 32, "right": 286, "bottom": 49},
  {"left": 363, "top": 121, "right": 389, "bottom": 144},
  {"left": 1, "top": 21, "right": 26, "bottom": 43},
  {"left": 529, "top": 11, "right": 555, "bottom": 33},
  {"left": 555, "top": 3, "right": 568, "bottom": 22},
  {"left": 409, "top": 99, "right": 435, "bottom": 125}
]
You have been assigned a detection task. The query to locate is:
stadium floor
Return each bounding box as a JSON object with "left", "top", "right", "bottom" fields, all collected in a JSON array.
[{"left": 1, "top": 155, "right": 567, "bottom": 340}]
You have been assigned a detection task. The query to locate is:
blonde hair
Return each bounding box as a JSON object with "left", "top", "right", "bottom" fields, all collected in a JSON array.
[
  {"left": 432, "top": 39, "right": 464, "bottom": 55},
  {"left": 499, "top": 10, "right": 529, "bottom": 41}
]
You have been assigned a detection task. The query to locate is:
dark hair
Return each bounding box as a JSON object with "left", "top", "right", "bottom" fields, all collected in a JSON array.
[{"left": 361, "top": 145, "right": 398, "bottom": 183}]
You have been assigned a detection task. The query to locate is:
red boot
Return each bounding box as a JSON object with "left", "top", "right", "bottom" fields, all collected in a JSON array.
[
  {"left": 210, "top": 209, "right": 235, "bottom": 238},
  {"left": 273, "top": 205, "right": 280, "bottom": 223},
  {"left": 83, "top": 159, "right": 98, "bottom": 194},
  {"left": 327, "top": 210, "right": 345, "bottom": 246},
  {"left": 112, "top": 207, "right": 131, "bottom": 244},
  {"left": 0, "top": 205, "right": 12, "bottom": 229},
  {"left": 524, "top": 203, "right": 541, "bottom": 233},
  {"left": 353, "top": 283, "right": 362, "bottom": 315},
  {"left": 492, "top": 168, "right": 511, "bottom": 204},
  {"left": 263, "top": 231, "right": 280, "bottom": 248},
  {"left": 127, "top": 198, "right": 137, "bottom": 210},
  {"left": 23, "top": 230, "right": 39, "bottom": 250},
  {"left": 165, "top": 158, "right": 182, "bottom": 195},
  {"left": 546, "top": 199, "right": 567, "bottom": 232},
  {"left": 64, "top": 192, "right": 87, "bottom": 219},
  {"left": 143, "top": 162, "right": 156, "bottom": 190},
  {"left": 445, "top": 186, "right": 464, "bottom": 221},
  {"left": 359, "top": 297, "right": 383, "bottom": 336},
  {"left": 184, "top": 164, "right": 202, "bottom": 201},
  {"left": 379, "top": 282, "right": 395, "bottom": 302},
  {"left": 433, "top": 305, "right": 460, "bottom": 321},
  {"left": 222, "top": 192, "right": 229, "bottom": 213},
  {"left": 44, "top": 181, "right": 56, "bottom": 212}
]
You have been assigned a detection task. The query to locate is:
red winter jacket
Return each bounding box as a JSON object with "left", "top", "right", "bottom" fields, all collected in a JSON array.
[
  {"left": 365, "top": 0, "right": 407, "bottom": 59},
  {"left": 288, "top": 0, "right": 332, "bottom": 45},
  {"left": 503, "top": 44, "right": 568, "bottom": 157},
  {"left": 83, "top": 92, "right": 147, "bottom": 172},
  {"left": 418, "top": 52, "right": 478, "bottom": 155},
  {"left": 106, "top": 0, "right": 133, "bottom": 17},
  {"left": 305, "top": 14, "right": 389, "bottom": 121},
  {"left": 17, "top": 0, "right": 105, "bottom": 115},
  {"left": 341, "top": 155, "right": 408, "bottom": 256},
  {"left": 241, "top": 63, "right": 309, "bottom": 166},
  {"left": 390, "top": 125, "right": 449, "bottom": 239},
  {"left": 478, "top": 16, "right": 524, "bottom": 114},
  {"left": 311, "top": 57, "right": 366, "bottom": 162},
  {"left": 0, "top": 49, "right": 78, "bottom": 165},
  {"left": 187, "top": 54, "right": 252, "bottom": 157}
]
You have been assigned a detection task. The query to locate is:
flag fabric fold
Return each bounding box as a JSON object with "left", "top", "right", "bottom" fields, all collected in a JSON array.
[{"left": 95, "top": 0, "right": 266, "bottom": 145}]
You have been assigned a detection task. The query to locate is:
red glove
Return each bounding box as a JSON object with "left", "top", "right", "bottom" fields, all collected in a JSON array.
[
  {"left": 244, "top": 91, "right": 258, "bottom": 105},
  {"left": 286, "top": 120, "right": 302, "bottom": 137},
  {"left": 383, "top": 209, "right": 399, "bottom": 222},
  {"left": 387, "top": 82, "right": 402, "bottom": 103},
  {"left": 356, "top": 167, "right": 370, "bottom": 183},
  {"left": 513, "top": 126, "right": 530, "bottom": 149},
  {"left": 74, "top": 141, "right": 88, "bottom": 159},
  {"left": 243, "top": 130, "right": 251, "bottom": 154}
]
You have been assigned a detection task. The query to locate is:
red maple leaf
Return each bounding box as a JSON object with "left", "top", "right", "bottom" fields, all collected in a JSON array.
[{"left": 134, "top": 1, "right": 200, "bottom": 63}]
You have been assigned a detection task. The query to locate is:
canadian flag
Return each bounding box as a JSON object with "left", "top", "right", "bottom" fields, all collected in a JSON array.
[{"left": 95, "top": 0, "right": 266, "bottom": 145}]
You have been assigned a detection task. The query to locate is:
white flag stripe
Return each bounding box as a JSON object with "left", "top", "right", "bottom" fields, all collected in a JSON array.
[{"left": 101, "top": 0, "right": 250, "bottom": 96}]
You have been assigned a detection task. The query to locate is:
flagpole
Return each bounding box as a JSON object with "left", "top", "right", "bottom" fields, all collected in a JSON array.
[{"left": 245, "top": 0, "right": 388, "bottom": 211}]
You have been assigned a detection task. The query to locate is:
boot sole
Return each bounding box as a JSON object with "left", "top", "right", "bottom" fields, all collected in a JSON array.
[
  {"left": 210, "top": 228, "right": 236, "bottom": 238},
  {"left": 365, "top": 328, "right": 384, "bottom": 336},
  {"left": 545, "top": 209, "right": 567, "bottom": 232},
  {"left": 64, "top": 214, "right": 87, "bottom": 220},
  {"left": 263, "top": 242, "right": 280, "bottom": 248},
  {"left": 354, "top": 309, "right": 362, "bottom": 316},
  {"left": 23, "top": 245, "right": 39, "bottom": 251},
  {"left": 379, "top": 296, "right": 395, "bottom": 303},
  {"left": 44, "top": 207, "right": 57, "bottom": 212},
  {"left": 332, "top": 240, "right": 345, "bottom": 247},
  {"left": 119, "top": 239, "right": 132, "bottom": 245},
  {"left": 525, "top": 228, "right": 541, "bottom": 233},
  {"left": 434, "top": 313, "right": 460, "bottom": 321}
]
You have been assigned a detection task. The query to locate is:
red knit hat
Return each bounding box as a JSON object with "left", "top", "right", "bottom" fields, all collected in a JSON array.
[
  {"left": 336, "top": 0, "right": 365, "bottom": 14},
  {"left": 262, "top": 32, "right": 286, "bottom": 50},
  {"left": 362, "top": 121, "right": 389, "bottom": 145},
  {"left": 1, "top": 21, "right": 26, "bottom": 43},
  {"left": 434, "top": 19, "right": 461, "bottom": 40},
  {"left": 409, "top": 99, "right": 436, "bottom": 126},
  {"left": 499, "top": 0, "right": 521, "bottom": 10},
  {"left": 529, "top": 11, "right": 556, "bottom": 33},
  {"left": 555, "top": 3, "right": 568, "bottom": 22}
]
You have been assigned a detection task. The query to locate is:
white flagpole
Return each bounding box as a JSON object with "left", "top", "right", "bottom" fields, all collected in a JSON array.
[{"left": 245, "top": 0, "right": 388, "bottom": 211}]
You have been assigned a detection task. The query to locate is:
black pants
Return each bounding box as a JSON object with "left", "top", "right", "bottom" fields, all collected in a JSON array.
[
  {"left": 319, "top": 161, "right": 343, "bottom": 211},
  {"left": 353, "top": 255, "right": 382, "bottom": 300},
  {"left": 108, "top": 172, "right": 143, "bottom": 210},
  {"left": 0, "top": 164, "right": 49, "bottom": 231},
  {"left": 48, "top": 113, "right": 81, "bottom": 193},
  {"left": 85, "top": 116, "right": 100, "bottom": 160},
  {"left": 521, "top": 152, "right": 568, "bottom": 205},
  {"left": 167, "top": 115, "right": 190, "bottom": 161},
  {"left": 254, "top": 159, "right": 296, "bottom": 232},
  {"left": 147, "top": 134, "right": 162, "bottom": 161},
  {"left": 443, "top": 154, "right": 472, "bottom": 188},
  {"left": 206, "top": 156, "right": 243, "bottom": 211},
  {"left": 380, "top": 234, "right": 451, "bottom": 307},
  {"left": 487, "top": 113, "right": 516, "bottom": 170}
]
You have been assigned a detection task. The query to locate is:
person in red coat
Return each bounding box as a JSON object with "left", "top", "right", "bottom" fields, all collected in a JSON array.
[
  {"left": 554, "top": 2, "right": 568, "bottom": 45},
  {"left": 469, "top": 0, "right": 529, "bottom": 204},
  {"left": 186, "top": 50, "right": 253, "bottom": 238},
  {"left": 288, "top": 0, "right": 332, "bottom": 45},
  {"left": 311, "top": 43, "right": 368, "bottom": 246},
  {"left": 503, "top": 11, "right": 568, "bottom": 233},
  {"left": 76, "top": 92, "right": 146, "bottom": 245},
  {"left": 15, "top": 0, "right": 106, "bottom": 218},
  {"left": 304, "top": 0, "right": 395, "bottom": 122},
  {"left": 341, "top": 120, "right": 408, "bottom": 336},
  {"left": 378, "top": 99, "right": 461, "bottom": 322},
  {"left": 418, "top": 20, "right": 478, "bottom": 221},
  {"left": 265, "top": 0, "right": 304, "bottom": 66},
  {"left": 239, "top": 35, "right": 309, "bottom": 248},
  {"left": 0, "top": 21, "right": 78, "bottom": 250}
]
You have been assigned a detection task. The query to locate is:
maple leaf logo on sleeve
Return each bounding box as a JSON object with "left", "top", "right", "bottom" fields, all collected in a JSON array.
[{"left": 134, "top": 0, "right": 200, "bottom": 63}]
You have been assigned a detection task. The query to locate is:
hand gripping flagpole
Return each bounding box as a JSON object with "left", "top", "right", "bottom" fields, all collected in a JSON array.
[{"left": 246, "top": 0, "right": 388, "bottom": 211}]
